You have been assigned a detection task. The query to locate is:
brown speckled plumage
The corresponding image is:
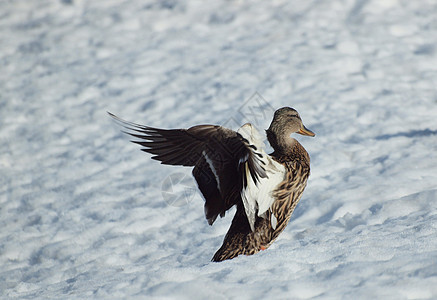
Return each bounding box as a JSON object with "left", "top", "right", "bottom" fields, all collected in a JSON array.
[
  {"left": 212, "top": 134, "right": 311, "bottom": 262},
  {"left": 109, "top": 107, "right": 314, "bottom": 262}
]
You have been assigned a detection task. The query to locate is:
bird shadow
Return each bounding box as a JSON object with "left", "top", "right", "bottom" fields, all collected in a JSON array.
[{"left": 374, "top": 129, "right": 437, "bottom": 140}]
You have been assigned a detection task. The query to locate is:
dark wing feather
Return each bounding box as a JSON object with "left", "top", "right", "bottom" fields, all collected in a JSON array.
[{"left": 109, "top": 112, "right": 267, "bottom": 225}]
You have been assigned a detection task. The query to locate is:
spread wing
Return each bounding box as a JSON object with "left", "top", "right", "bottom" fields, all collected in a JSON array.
[{"left": 108, "top": 112, "right": 267, "bottom": 225}]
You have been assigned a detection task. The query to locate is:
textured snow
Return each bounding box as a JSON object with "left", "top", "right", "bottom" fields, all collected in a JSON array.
[{"left": 1, "top": 0, "right": 437, "bottom": 298}]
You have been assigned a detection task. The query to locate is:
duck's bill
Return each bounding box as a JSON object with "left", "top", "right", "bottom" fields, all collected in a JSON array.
[{"left": 298, "top": 125, "right": 315, "bottom": 137}]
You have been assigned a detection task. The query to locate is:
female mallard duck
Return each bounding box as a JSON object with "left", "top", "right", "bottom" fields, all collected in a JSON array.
[{"left": 109, "top": 107, "right": 315, "bottom": 262}]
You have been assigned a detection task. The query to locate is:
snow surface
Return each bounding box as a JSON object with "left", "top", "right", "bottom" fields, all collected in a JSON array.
[{"left": 1, "top": 0, "right": 437, "bottom": 298}]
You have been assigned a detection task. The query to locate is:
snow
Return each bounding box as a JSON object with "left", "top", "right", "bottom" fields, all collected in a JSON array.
[{"left": 1, "top": 0, "right": 437, "bottom": 298}]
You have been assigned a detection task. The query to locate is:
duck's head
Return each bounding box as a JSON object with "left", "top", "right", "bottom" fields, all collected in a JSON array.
[{"left": 268, "top": 107, "right": 315, "bottom": 137}]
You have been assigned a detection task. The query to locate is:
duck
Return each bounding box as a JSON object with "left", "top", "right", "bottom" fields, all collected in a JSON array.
[{"left": 108, "top": 107, "right": 315, "bottom": 262}]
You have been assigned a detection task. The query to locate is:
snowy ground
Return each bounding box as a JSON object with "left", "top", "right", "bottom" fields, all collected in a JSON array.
[{"left": 1, "top": 0, "right": 437, "bottom": 298}]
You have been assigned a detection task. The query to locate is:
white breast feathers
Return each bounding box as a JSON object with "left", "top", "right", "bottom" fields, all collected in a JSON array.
[{"left": 237, "top": 123, "right": 286, "bottom": 231}]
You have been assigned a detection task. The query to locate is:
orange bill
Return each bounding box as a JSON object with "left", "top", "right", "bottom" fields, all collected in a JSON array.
[{"left": 297, "top": 125, "right": 315, "bottom": 137}]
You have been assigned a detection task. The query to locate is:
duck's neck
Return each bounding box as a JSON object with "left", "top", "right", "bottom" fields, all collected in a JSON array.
[{"left": 265, "top": 128, "right": 296, "bottom": 155}]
